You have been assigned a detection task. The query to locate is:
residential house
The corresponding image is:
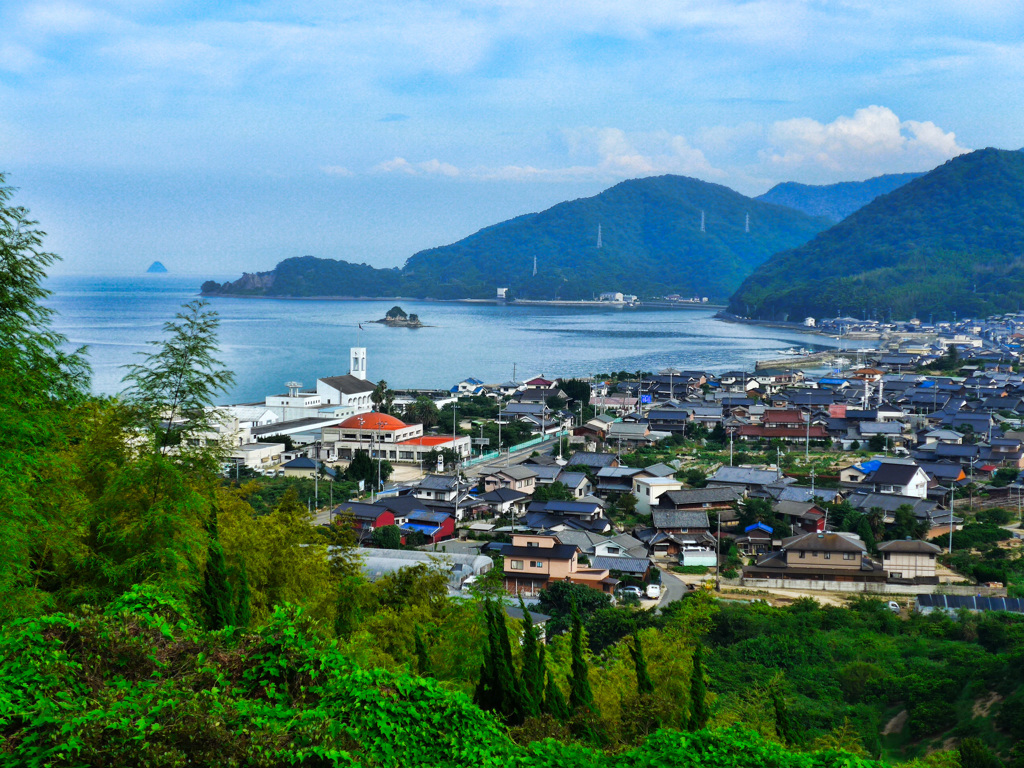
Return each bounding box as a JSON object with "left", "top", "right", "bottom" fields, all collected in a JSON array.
[
  {"left": 566, "top": 452, "right": 620, "bottom": 473},
  {"left": 633, "top": 476, "right": 685, "bottom": 515},
  {"left": 744, "top": 532, "right": 886, "bottom": 583},
  {"left": 502, "top": 533, "right": 618, "bottom": 596},
  {"left": 482, "top": 466, "right": 538, "bottom": 495},
  {"left": 401, "top": 510, "right": 455, "bottom": 544},
  {"left": 331, "top": 501, "right": 395, "bottom": 542},
  {"left": 478, "top": 488, "right": 531, "bottom": 518},
  {"left": 555, "top": 470, "right": 593, "bottom": 498},
  {"left": 877, "top": 539, "right": 941, "bottom": 583},
  {"left": 655, "top": 487, "right": 743, "bottom": 512},
  {"left": 708, "top": 466, "right": 789, "bottom": 494}
]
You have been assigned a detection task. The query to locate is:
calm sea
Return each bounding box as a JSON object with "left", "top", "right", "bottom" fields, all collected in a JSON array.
[{"left": 42, "top": 274, "right": 840, "bottom": 404}]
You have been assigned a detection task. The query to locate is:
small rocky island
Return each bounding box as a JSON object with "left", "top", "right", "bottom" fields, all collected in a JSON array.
[{"left": 374, "top": 306, "right": 423, "bottom": 328}]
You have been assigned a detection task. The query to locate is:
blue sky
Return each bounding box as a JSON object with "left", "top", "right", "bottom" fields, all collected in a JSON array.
[{"left": 1, "top": 0, "right": 1021, "bottom": 276}]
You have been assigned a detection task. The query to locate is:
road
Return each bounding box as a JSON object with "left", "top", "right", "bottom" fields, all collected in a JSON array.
[{"left": 655, "top": 568, "right": 689, "bottom": 612}]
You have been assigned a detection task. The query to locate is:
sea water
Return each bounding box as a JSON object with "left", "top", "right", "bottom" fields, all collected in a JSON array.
[{"left": 43, "top": 274, "right": 840, "bottom": 404}]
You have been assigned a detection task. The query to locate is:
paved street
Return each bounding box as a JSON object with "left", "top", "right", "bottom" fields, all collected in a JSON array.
[{"left": 655, "top": 568, "right": 689, "bottom": 612}]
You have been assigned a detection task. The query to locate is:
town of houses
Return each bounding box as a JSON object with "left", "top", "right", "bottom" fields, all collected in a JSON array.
[{"left": 198, "top": 313, "right": 1024, "bottom": 612}]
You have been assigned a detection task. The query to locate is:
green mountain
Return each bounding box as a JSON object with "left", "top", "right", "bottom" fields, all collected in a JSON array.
[
  {"left": 728, "top": 148, "right": 1024, "bottom": 321},
  {"left": 203, "top": 175, "right": 831, "bottom": 301},
  {"left": 756, "top": 172, "right": 923, "bottom": 222}
]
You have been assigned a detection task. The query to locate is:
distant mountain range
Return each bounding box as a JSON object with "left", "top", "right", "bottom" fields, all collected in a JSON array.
[
  {"left": 728, "top": 148, "right": 1024, "bottom": 321},
  {"left": 202, "top": 175, "right": 831, "bottom": 302},
  {"left": 756, "top": 172, "right": 924, "bottom": 222}
]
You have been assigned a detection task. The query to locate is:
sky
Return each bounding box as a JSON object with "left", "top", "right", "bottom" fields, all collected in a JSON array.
[{"left": 1, "top": 0, "right": 1022, "bottom": 276}]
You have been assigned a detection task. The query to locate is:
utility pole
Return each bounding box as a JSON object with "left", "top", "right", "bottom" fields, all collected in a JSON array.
[
  {"left": 805, "top": 409, "right": 810, "bottom": 460},
  {"left": 715, "top": 510, "right": 722, "bottom": 591}
]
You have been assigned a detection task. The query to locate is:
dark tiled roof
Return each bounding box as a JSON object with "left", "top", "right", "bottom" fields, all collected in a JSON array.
[
  {"left": 504, "top": 544, "right": 578, "bottom": 560},
  {"left": 318, "top": 375, "right": 377, "bottom": 394},
  {"left": 652, "top": 509, "right": 711, "bottom": 529}
]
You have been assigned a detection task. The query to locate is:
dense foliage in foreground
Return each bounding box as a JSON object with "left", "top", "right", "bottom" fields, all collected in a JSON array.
[{"left": 0, "top": 586, "right": 881, "bottom": 768}]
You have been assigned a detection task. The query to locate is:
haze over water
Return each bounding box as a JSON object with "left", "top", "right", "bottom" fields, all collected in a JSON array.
[{"left": 44, "top": 275, "right": 841, "bottom": 404}]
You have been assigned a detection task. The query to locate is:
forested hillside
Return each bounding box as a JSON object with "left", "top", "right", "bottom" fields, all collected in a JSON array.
[
  {"left": 203, "top": 175, "right": 831, "bottom": 302},
  {"left": 729, "top": 148, "right": 1024, "bottom": 320},
  {"left": 757, "top": 172, "right": 923, "bottom": 221}
]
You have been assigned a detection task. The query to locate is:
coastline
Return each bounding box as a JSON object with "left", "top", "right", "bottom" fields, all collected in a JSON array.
[{"left": 200, "top": 292, "right": 727, "bottom": 310}]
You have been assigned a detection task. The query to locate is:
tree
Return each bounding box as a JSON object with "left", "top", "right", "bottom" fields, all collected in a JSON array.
[
  {"left": 414, "top": 625, "right": 433, "bottom": 677},
  {"left": 518, "top": 596, "right": 545, "bottom": 719},
  {"left": 855, "top": 515, "right": 877, "bottom": 554},
  {"left": 683, "top": 468, "right": 708, "bottom": 488},
  {"left": 0, "top": 175, "right": 93, "bottom": 615},
  {"left": 371, "top": 525, "right": 402, "bottom": 549},
  {"left": 537, "top": 581, "right": 612, "bottom": 636},
  {"left": 122, "top": 299, "right": 235, "bottom": 458},
  {"left": 200, "top": 513, "right": 235, "bottom": 630},
  {"left": 568, "top": 599, "right": 595, "bottom": 712},
  {"left": 262, "top": 433, "right": 296, "bottom": 451},
  {"left": 421, "top": 448, "right": 459, "bottom": 473},
  {"left": 958, "top": 738, "right": 1001, "bottom": 768},
  {"left": 560, "top": 378, "right": 592, "bottom": 406},
  {"left": 687, "top": 642, "right": 709, "bottom": 730},
  {"left": 371, "top": 379, "right": 395, "bottom": 414},
  {"left": 888, "top": 504, "right": 928, "bottom": 540},
  {"left": 545, "top": 394, "right": 567, "bottom": 411},
  {"left": 532, "top": 481, "right": 574, "bottom": 502},
  {"left": 630, "top": 633, "right": 655, "bottom": 695},
  {"left": 545, "top": 670, "right": 570, "bottom": 721},
  {"left": 344, "top": 449, "right": 393, "bottom": 490},
  {"left": 868, "top": 434, "right": 887, "bottom": 452},
  {"left": 404, "top": 396, "right": 440, "bottom": 429}
]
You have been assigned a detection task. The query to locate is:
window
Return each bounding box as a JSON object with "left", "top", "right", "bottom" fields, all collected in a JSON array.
[
  {"left": 798, "top": 551, "right": 805, "bottom": 558},
  {"left": 510, "top": 560, "right": 523, "bottom": 570},
  {"left": 843, "top": 553, "right": 855, "bottom": 560},
  {"left": 883, "top": 553, "right": 890, "bottom": 560},
  {"left": 526, "top": 541, "right": 538, "bottom": 548},
  {"left": 824, "top": 553, "right": 831, "bottom": 559},
  {"left": 890, "top": 572, "right": 902, "bottom": 579},
  {"left": 530, "top": 561, "right": 543, "bottom": 568}
]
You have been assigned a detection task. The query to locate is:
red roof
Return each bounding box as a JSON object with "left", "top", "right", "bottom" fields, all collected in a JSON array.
[
  {"left": 762, "top": 410, "right": 805, "bottom": 424},
  {"left": 338, "top": 413, "right": 408, "bottom": 431},
  {"left": 398, "top": 436, "right": 458, "bottom": 446}
]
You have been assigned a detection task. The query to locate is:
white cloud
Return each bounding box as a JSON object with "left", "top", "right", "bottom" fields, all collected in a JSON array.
[
  {"left": 371, "top": 157, "right": 460, "bottom": 176},
  {"left": 762, "top": 105, "right": 968, "bottom": 175},
  {"left": 479, "top": 127, "right": 720, "bottom": 182}
]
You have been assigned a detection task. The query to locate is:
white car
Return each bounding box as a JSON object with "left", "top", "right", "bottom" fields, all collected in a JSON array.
[
  {"left": 645, "top": 583, "right": 662, "bottom": 600},
  {"left": 619, "top": 586, "right": 644, "bottom": 599}
]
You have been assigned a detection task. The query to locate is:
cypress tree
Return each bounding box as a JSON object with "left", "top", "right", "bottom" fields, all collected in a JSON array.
[
  {"left": 568, "top": 598, "right": 594, "bottom": 711},
  {"left": 495, "top": 600, "right": 525, "bottom": 724},
  {"left": 545, "top": 669, "right": 570, "bottom": 722},
  {"left": 414, "top": 625, "right": 432, "bottom": 677},
  {"left": 856, "top": 516, "right": 877, "bottom": 555},
  {"left": 474, "top": 601, "right": 502, "bottom": 712},
  {"left": 772, "top": 687, "right": 799, "bottom": 745},
  {"left": 687, "top": 643, "right": 709, "bottom": 731},
  {"left": 518, "top": 596, "right": 543, "bottom": 718},
  {"left": 629, "top": 632, "right": 655, "bottom": 695},
  {"left": 234, "top": 560, "right": 252, "bottom": 629},
  {"left": 200, "top": 515, "right": 234, "bottom": 631}
]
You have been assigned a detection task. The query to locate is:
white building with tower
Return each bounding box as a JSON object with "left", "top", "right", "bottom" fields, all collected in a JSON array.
[{"left": 317, "top": 347, "right": 376, "bottom": 414}]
